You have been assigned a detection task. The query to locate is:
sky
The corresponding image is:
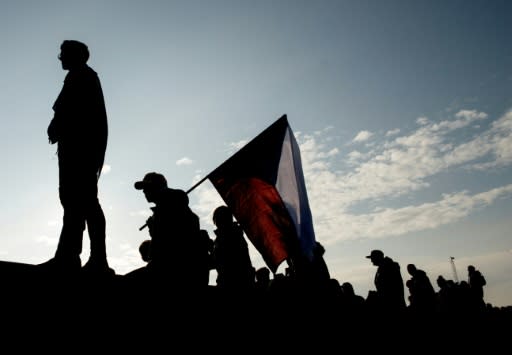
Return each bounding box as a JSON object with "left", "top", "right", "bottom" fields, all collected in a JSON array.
[{"left": 1, "top": 0, "right": 511, "bottom": 307}]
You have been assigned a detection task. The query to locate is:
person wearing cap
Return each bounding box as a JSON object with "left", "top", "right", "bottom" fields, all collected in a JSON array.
[
  {"left": 42, "top": 40, "right": 111, "bottom": 274},
  {"left": 366, "top": 249, "right": 406, "bottom": 315},
  {"left": 134, "top": 172, "right": 207, "bottom": 289}
]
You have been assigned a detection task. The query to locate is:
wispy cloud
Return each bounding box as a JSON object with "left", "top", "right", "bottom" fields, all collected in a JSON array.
[
  {"left": 386, "top": 128, "right": 400, "bottom": 137},
  {"left": 304, "top": 109, "right": 511, "bottom": 243},
  {"left": 102, "top": 164, "right": 112, "bottom": 174},
  {"left": 176, "top": 157, "right": 194, "bottom": 166},
  {"left": 129, "top": 210, "right": 152, "bottom": 218},
  {"left": 315, "top": 185, "right": 512, "bottom": 244},
  {"left": 47, "top": 220, "right": 58, "bottom": 227},
  {"left": 228, "top": 139, "right": 249, "bottom": 153},
  {"left": 416, "top": 116, "right": 429, "bottom": 125},
  {"left": 469, "top": 110, "right": 512, "bottom": 170},
  {"left": 352, "top": 130, "right": 373, "bottom": 143},
  {"left": 190, "top": 174, "right": 224, "bottom": 228},
  {"left": 455, "top": 110, "right": 488, "bottom": 120},
  {"left": 35, "top": 235, "right": 58, "bottom": 246}
]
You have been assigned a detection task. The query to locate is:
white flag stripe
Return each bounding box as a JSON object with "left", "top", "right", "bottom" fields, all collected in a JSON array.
[{"left": 276, "top": 126, "right": 316, "bottom": 260}]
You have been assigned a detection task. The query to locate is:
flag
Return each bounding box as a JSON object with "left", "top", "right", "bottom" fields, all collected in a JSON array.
[{"left": 207, "top": 115, "right": 316, "bottom": 273}]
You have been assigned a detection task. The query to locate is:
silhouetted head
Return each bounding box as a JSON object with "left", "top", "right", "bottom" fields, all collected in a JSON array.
[
  {"left": 407, "top": 263, "right": 417, "bottom": 275},
  {"left": 468, "top": 265, "right": 476, "bottom": 273},
  {"left": 59, "top": 40, "right": 89, "bottom": 70},
  {"left": 135, "top": 172, "right": 168, "bottom": 203},
  {"left": 139, "top": 240, "right": 152, "bottom": 263},
  {"left": 437, "top": 275, "right": 447, "bottom": 288},
  {"left": 212, "top": 205, "right": 233, "bottom": 228},
  {"left": 255, "top": 267, "right": 270, "bottom": 284},
  {"left": 341, "top": 282, "right": 355, "bottom": 296},
  {"left": 366, "top": 249, "right": 384, "bottom": 265}
]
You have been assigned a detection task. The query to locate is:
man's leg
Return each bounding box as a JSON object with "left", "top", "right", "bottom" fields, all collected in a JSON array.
[
  {"left": 83, "top": 172, "right": 113, "bottom": 274},
  {"left": 54, "top": 185, "right": 85, "bottom": 267},
  {"left": 86, "top": 197, "right": 107, "bottom": 263}
]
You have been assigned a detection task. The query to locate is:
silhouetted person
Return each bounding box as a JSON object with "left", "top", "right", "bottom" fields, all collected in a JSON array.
[
  {"left": 139, "top": 239, "right": 152, "bottom": 263},
  {"left": 42, "top": 40, "right": 111, "bottom": 274},
  {"left": 135, "top": 172, "right": 205, "bottom": 290},
  {"left": 340, "top": 281, "right": 366, "bottom": 320},
  {"left": 467, "top": 265, "right": 486, "bottom": 310},
  {"left": 122, "top": 239, "right": 152, "bottom": 284},
  {"left": 366, "top": 249, "right": 406, "bottom": 316},
  {"left": 211, "top": 205, "right": 254, "bottom": 292},
  {"left": 406, "top": 263, "right": 436, "bottom": 316},
  {"left": 310, "top": 241, "right": 331, "bottom": 282}
]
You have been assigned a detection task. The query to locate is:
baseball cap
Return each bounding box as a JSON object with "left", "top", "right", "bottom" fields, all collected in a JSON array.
[
  {"left": 134, "top": 172, "right": 168, "bottom": 190},
  {"left": 366, "top": 249, "right": 384, "bottom": 259}
]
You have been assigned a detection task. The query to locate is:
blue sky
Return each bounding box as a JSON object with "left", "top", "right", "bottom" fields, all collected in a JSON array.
[{"left": 1, "top": 0, "right": 511, "bottom": 307}]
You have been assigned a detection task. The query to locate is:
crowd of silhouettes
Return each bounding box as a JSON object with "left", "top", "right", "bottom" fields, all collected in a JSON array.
[{"left": 118, "top": 172, "right": 510, "bottom": 333}]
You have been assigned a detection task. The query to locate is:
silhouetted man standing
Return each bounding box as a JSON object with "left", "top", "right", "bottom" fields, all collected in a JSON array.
[
  {"left": 366, "top": 249, "right": 406, "bottom": 315},
  {"left": 44, "top": 40, "right": 111, "bottom": 274}
]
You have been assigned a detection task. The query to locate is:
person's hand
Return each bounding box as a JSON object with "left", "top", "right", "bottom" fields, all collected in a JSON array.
[
  {"left": 47, "top": 119, "right": 59, "bottom": 144},
  {"left": 146, "top": 216, "right": 155, "bottom": 234}
]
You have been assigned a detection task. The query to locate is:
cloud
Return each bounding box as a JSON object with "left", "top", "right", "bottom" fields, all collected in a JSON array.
[
  {"left": 324, "top": 109, "right": 496, "bottom": 204},
  {"left": 102, "top": 164, "right": 111, "bottom": 174},
  {"left": 176, "top": 157, "right": 194, "bottom": 166},
  {"left": 108, "top": 245, "right": 145, "bottom": 275},
  {"left": 469, "top": 111, "right": 512, "bottom": 170},
  {"left": 228, "top": 139, "right": 249, "bottom": 153},
  {"left": 190, "top": 178, "right": 224, "bottom": 229},
  {"left": 301, "top": 109, "right": 512, "bottom": 242},
  {"left": 455, "top": 109, "right": 488, "bottom": 120},
  {"left": 352, "top": 130, "right": 373, "bottom": 143},
  {"left": 315, "top": 185, "right": 512, "bottom": 244},
  {"left": 129, "top": 210, "right": 152, "bottom": 218},
  {"left": 386, "top": 128, "right": 400, "bottom": 137},
  {"left": 47, "top": 220, "right": 58, "bottom": 227},
  {"left": 416, "top": 116, "right": 429, "bottom": 125},
  {"left": 35, "top": 235, "right": 58, "bottom": 246}
]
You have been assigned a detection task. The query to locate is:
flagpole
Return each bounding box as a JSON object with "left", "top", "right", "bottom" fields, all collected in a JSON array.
[{"left": 186, "top": 173, "right": 211, "bottom": 194}]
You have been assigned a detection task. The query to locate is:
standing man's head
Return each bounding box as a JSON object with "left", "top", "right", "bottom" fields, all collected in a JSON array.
[{"left": 58, "top": 40, "right": 89, "bottom": 70}]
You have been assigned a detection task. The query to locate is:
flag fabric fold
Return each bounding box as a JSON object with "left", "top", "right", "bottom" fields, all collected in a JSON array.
[{"left": 207, "top": 115, "right": 316, "bottom": 273}]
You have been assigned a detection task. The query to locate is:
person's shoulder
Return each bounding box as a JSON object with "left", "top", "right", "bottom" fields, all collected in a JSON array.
[
  {"left": 84, "top": 65, "right": 98, "bottom": 75},
  {"left": 164, "top": 187, "right": 189, "bottom": 205},
  {"left": 383, "top": 256, "right": 395, "bottom": 264},
  {"left": 417, "top": 269, "right": 427, "bottom": 277},
  {"left": 66, "top": 66, "right": 98, "bottom": 82}
]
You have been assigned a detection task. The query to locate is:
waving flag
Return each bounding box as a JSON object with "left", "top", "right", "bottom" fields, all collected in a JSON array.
[{"left": 206, "top": 115, "right": 316, "bottom": 273}]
